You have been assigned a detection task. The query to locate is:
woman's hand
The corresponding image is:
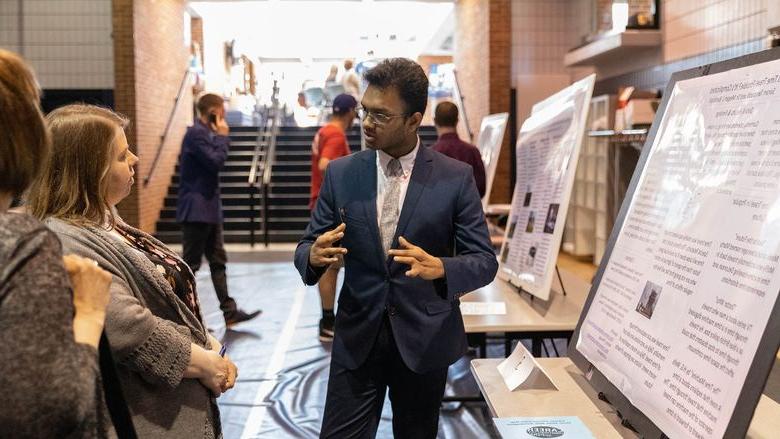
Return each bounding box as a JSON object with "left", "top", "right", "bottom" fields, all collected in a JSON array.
[
  {"left": 207, "top": 333, "right": 237, "bottom": 392},
  {"left": 186, "top": 344, "right": 229, "bottom": 396},
  {"left": 222, "top": 356, "right": 238, "bottom": 392},
  {"left": 63, "top": 254, "right": 112, "bottom": 348},
  {"left": 199, "top": 349, "right": 229, "bottom": 396}
]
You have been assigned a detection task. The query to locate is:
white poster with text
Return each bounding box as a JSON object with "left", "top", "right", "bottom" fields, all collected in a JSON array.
[
  {"left": 477, "top": 113, "right": 509, "bottom": 208},
  {"left": 498, "top": 75, "right": 595, "bottom": 300},
  {"left": 577, "top": 60, "right": 780, "bottom": 439}
]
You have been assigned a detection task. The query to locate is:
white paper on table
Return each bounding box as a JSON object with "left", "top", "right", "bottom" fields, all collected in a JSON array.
[
  {"left": 497, "top": 341, "right": 555, "bottom": 391},
  {"left": 493, "top": 417, "right": 596, "bottom": 439},
  {"left": 460, "top": 301, "right": 507, "bottom": 315}
]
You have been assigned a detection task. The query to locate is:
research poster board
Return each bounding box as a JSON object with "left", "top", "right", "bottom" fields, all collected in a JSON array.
[
  {"left": 497, "top": 74, "right": 595, "bottom": 300},
  {"left": 476, "top": 113, "right": 509, "bottom": 208},
  {"left": 570, "top": 49, "right": 780, "bottom": 439}
]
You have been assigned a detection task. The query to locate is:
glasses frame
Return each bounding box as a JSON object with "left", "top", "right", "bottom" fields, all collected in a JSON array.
[{"left": 357, "top": 106, "right": 407, "bottom": 126}]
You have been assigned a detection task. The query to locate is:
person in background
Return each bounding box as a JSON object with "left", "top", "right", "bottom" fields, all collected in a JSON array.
[
  {"left": 431, "top": 101, "right": 487, "bottom": 199},
  {"left": 294, "top": 91, "right": 319, "bottom": 128},
  {"left": 29, "top": 104, "right": 237, "bottom": 438},
  {"left": 177, "top": 93, "right": 260, "bottom": 327},
  {"left": 309, "top": 93, "right": 358, "bottom": 342},
  {"left": 0, "top": 49, "right": 114, "bottom": 438},
  {"left": 341, "top": 59, "right": 361, "bottom": 98},
  {"left": 325, "top": 64, "right": 339, "bottom": 88},
  {"left": 296, "top": 58, "right": 497, "bottom": 438}
]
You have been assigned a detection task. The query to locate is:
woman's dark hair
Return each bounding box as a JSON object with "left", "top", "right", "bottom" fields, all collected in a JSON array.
[
  {"left": 363, "top": 58, "right": 429, "bottom": 116},
  {"left": 0, "top": 49, "right": 49, "bottom": 197}
]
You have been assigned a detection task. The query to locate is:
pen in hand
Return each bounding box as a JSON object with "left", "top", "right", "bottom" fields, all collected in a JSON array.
[{"left": 219, "top": 344, "right": 227, "bottom": 357}]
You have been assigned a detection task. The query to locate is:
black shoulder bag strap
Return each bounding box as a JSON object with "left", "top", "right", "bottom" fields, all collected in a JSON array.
[{"left": 99, "top": 332, "right": 138, "bottom": 439}]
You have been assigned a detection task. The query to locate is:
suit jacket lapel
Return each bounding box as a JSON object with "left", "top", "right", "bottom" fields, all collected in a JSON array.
[
  {"left": 391, "top": 146, "right": 433, "bottom": 258},
  {"left": 358, "top": 150, "right": 386, "bottom": 268}
]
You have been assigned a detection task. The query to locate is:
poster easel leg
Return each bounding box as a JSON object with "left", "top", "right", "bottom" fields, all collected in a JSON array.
[{"left": 555, "top": 264, "right": 567, "bottom": 296}]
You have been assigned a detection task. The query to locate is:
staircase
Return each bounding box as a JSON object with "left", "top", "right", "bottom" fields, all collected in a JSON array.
[{"left": 155, "top": 125, "right": 440, "bottom": 245}]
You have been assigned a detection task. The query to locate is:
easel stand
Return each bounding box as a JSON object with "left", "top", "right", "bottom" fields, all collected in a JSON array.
[
  {"left": 510, "top": 264, "right": 569, "bottom": 301},
  {"left": 596, "top": 391, "right": 641, "bottom": 435},
  {"left": 504, "top": 269, "right": 574, "bottom": 357}
]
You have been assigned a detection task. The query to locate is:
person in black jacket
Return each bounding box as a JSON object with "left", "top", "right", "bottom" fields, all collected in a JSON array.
[
  {"left": 295, "top": 58, "right": 497, "bottom": 439},
  {"left": 177, "top": 93, "right": 259, "bottom": 327}
]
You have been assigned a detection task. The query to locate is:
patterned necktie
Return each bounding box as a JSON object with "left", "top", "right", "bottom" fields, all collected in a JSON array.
[{"left": 380, "top": 158, "right": 403, "bottom": 256}]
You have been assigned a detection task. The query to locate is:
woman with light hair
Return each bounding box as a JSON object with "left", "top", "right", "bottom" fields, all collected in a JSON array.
[
  {"left": 28, "top": 104, "right": 237, "bottom": 438},
  {"left": 0, "top": 49, "right": 114, "bottom": 437}
]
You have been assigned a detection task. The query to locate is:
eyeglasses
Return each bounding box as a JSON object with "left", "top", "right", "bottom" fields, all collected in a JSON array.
[{"left": 357, "top": 106, "right": 406, "bottom": 126}]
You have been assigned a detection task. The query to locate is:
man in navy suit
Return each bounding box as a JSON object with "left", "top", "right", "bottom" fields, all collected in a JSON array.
[
  {"left": 294, "top": 59, "right": 497, "bottom": 438},
  {"left": 177, "top": 93, "right": 260, "bottom": 327}
]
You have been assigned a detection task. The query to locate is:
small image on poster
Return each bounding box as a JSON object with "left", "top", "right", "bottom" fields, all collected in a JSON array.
[
  {"left": 525, "top": 246, "right": 537, "bottom": 268},
  {"left": 507, "top": 220, "right": 518, "bottom": 240},
  {"left": 636, "top": 281, "right": 662, "bottom": 319},
  {"left": 523, "top": 190, "right": 533, "bottom": 207},
  {"left": 543, "top": 204, "right": 559, "bottom": 234},
  {"left": 525, "top": 212, "right": 535, "bottom": 233}
]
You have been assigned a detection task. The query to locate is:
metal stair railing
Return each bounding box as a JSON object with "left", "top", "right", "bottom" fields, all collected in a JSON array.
[
  {"left": 248, "top": 80, "right": 282, "bottom": 247},
  {"left": 144, "top": 69, "right": 191, "bottom": 186}
]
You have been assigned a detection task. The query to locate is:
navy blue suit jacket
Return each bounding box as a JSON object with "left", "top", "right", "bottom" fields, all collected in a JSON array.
[
  {"left": 294, "top": 146, "right": 498, "bottom": 373},
  {"left": 176, "top": 120, "right": 229, "bottom": 224}
]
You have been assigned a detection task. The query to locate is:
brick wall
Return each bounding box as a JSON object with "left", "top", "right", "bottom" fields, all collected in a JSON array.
[
  {"left": 510, "top": 0, "right": 584, "bottom": 117},
  {"left": 114, "top": 0, "right": 193, "bottom": 232},
  {"left": 488, "top": 0, "right": 512, "bottom": 204},
  {"left": 664, "top": 0, "right": 770, "bottom": 62},
  {"left": 191, "top": 16, "right": 204, "bottom": 65},
  {"left": 567, "top": 0, "right": 775, "bottom": 80},
  {"left": 455, "top": 0, "right": 512, "bottom": 203}
]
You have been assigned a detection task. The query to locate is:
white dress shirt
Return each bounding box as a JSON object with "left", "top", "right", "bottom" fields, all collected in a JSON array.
[{"left": 376, "top": 137, "right": 420, "bottom": 228}]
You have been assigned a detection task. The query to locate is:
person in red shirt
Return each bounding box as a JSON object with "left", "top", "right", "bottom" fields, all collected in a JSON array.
[
  {"left": 431, "top": 101, "right": 487, "bottom": 198},
  {"left": 309, "top": 93, "right": 357, "bottom": 341}
]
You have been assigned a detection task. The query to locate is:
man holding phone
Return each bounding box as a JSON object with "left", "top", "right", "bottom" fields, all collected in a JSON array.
[{"left": 177, "top": 93, "right": 260, "bottom": 327}]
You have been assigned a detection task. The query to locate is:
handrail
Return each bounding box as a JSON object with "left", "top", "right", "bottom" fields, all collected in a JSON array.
[
  {"left": 247, "top": 80, "right": 282, "bottom": 247},
  {"left": 261, "top": 105, "right": 281, "bottom": 188},
  {"left": 144, "top": 69, "right": 191, "bottom": 186},
  {"left": 248, "top": 80, "right": 281, "bottom": 187},
  {"left": 247, "top": 108, "right": 269, "bottom": 186}
]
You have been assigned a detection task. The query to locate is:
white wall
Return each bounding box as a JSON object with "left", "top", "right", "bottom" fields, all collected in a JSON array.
[{"left": 0, "top": 0, "right": 113, "bottom": 89}]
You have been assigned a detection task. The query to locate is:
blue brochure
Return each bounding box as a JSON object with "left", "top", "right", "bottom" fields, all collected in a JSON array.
[{"left": 493, "top": 417, "right": 595, "bottom": 438}]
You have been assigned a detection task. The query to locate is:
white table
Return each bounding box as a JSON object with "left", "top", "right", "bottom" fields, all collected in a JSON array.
[
  {"left": 471, "top": 358, "right": 780, "bottom": 439},
  {"left": 460, "top": 269, "right": 590, "bottom": 357}
]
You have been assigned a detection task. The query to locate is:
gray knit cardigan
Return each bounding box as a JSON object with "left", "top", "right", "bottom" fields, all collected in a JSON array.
[{"left": 45, "top": 217, "right": 221, "bottom": 439}]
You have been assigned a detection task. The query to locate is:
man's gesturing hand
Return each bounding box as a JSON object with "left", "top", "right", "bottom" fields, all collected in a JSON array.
[
  {"left": 309, "top": 223, "right": 348, "bottom": 267},
  {"left": 389, "top": 237, "right": 445, "bottom": 280}
]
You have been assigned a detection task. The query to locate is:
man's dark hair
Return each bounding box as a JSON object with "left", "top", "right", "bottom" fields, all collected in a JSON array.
[
  {"left": 197, "top": 93, "right": 224, "bottom": 116},
  {"left": 434, "top": 101, "right": 459, "bottom": 127},
  {"left": 363, "top": 58, "right": 428, "bottom": 116}
]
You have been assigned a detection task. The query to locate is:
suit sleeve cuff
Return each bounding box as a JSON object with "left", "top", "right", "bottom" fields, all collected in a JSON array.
[
  {"left": 305, "top": 261, "right": 327, "bottom": 285},
  {"left": 438, "top": 257, "right": 459, "bottom": 300}
]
